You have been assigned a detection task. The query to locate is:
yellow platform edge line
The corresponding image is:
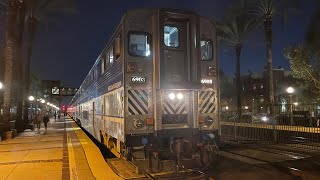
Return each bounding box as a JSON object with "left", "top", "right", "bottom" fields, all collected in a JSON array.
[
  {"left": 67, "top": 133, "right": 79, "bottom": 180},
  {"left": 69, "top": 119, "right": 122, "bottom": 180}
]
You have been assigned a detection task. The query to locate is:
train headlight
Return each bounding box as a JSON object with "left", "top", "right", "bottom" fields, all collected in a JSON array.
[
  {"left": 204, "top": 116, "right": 214, "bottom": 126},
  {"left": 169, "top": 93, "right": 176, "bottom": 100},
  {"left": 134, "top": 119, "right": 143, "bottom": 129},
  {"left": 177, "top": 93, "right": 183, "bottom": 100}
]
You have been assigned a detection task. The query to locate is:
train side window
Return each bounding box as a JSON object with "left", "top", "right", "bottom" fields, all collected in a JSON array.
[
  {"left": 128, "top": 32, "right": 151, "bottom": 57},
  {"left": 101, "top": 57, "right": 105, "bottom": 75},
  {"left": 201, "top": 40, "right": 213, "bottom": 61},
  {"left": 109, "top": 46, "right": 114, "bottom": 64},
  {"left": 104, "top": 52, "right": 109, "bottom": 70},
  {"left": 164, "top": 26, "right": 179, "bottom": 47},
  {"left": 115, "top": 35, "right": 121, "bottom": 59}
]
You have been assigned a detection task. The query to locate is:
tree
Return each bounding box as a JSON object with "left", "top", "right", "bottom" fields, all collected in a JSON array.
[
  {"left": 218, "top": 1, "right": 258, "bottom": 126},
  {"left": 22, "top": 0, "right": 76, "bottom": 123},
  {"left": 284, "top": 45, "right": 320, "bottom": 93},
  {"left": 1, "top": 0, "right": 18, "bottom": 131},
  {"left": 14, "top": 0, "right": 25, "bottom": 132},
  {"left": 249, "top": 0, "right": 300, "bottom": 116}
]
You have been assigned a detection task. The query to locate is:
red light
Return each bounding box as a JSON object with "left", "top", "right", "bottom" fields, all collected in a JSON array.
[{"left": 146, "top": 118, "right": 153, "bottom": 125}]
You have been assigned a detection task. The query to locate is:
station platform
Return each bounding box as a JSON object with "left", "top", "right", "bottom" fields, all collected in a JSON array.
[{"left": 0, "top": 116, "right": 122, "bottom": 180}]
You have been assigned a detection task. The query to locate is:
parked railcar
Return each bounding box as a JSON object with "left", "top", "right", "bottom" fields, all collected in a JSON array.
[{"left": 69, "top": 8, "right": 219, "bottom": 173}]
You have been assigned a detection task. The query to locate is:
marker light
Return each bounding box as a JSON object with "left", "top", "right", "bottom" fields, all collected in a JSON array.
[
  {"left": 177, "top": 93, "right": 183, "bottom": 100},
  {"left": 169, "top": 93, "right": 176, "bottom": 100}
]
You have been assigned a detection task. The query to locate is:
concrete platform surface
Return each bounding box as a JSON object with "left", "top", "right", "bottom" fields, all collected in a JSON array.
[{"left": 0, "top": 116, "right": 122, "bottom": 180}]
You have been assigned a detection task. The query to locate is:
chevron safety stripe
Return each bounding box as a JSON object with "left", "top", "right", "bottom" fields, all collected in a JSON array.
[
  {"left": 128, "top": 90, "right": 148, "bottom": 115},
  {"left": 199, "top": 91, "right": 216, "bottom": 113},
  {"left": 163, "top": 98, "right": 187, "bottom": 115}
]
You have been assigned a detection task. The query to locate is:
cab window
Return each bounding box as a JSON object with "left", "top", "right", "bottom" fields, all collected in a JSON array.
[
  {"left": 201, "top": 40, "right": 213, "bottom": 61},
  {"left": 164, "top": 26, "right": 179, "bottom": 47},
  {"left": 128, "top": 32, "right": 151, "bottom": 57}
]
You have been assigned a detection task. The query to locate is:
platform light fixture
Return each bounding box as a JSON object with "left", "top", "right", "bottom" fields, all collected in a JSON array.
[{"left": 28, "top": 96, "right": 35, "bottom": 101}]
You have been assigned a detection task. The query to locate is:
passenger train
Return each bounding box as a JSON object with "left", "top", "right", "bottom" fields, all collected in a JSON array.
[{"left": 69, "top": 8, "right": 219, "bottom": 173}]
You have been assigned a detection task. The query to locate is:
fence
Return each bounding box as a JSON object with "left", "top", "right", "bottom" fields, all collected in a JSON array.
[{"left": 220, "top": 104, "right": 320, "bottom": 150}]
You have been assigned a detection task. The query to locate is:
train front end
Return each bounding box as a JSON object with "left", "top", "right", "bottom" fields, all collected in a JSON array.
[{"left": 123, "top": 9, "right": 219, "bottom": 173}]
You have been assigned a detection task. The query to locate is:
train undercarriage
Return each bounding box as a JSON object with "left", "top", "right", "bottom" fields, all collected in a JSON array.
[{"left": 100, "top": 128, "right": 219, "bottom": 175}]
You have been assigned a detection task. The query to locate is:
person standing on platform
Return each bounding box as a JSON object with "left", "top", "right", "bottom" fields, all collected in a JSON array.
[
  {"left": 34, "top": 112, "right": 43, "bottom": 132},
  {"left": 54, "top": 111, "right": 57, "bottom": 121},
  {"left": 43, "top": 113, "right": 50, "bottom": 130}
]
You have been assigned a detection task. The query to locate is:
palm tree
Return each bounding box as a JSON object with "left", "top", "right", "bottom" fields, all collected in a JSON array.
[
  {"left": 15, "top": 0, "right": 25, "bottom": 132},
  {"left": 218, "top": 2, "right": 258, "bottom": 139},
  {"left": 22, "top": 0, "right": 76, "bottom": 123},
  {"left": 249, "top": 0, "right": 300, "bottom": 116},
  {"left": 1, "top": 0, "right": 19, "bottom": 131},
  {"left": 305, "top": 3, "right": 320, "bottom": 50}
]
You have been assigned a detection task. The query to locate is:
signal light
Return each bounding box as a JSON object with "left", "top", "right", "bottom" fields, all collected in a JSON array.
[
  {"left": 208, "top": 66, "right": 216, "bottom": 76},
  {"left": 127, "top": 62, "right": 137, "bottom": 73},
  {"left": 146, "top": 118, "right": 153, "bottom": 125}
]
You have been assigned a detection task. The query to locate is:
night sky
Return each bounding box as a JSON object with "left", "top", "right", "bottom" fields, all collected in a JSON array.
[{"left": 29, "top": 0, "right": 315, "bottom": 91}]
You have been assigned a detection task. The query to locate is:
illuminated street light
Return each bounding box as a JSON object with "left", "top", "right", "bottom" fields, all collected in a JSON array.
[
  {"left": 293, "top": 102, "right": 298, "bottom": 106},
  {"left": 286, "top": 87, "right": 295, "bottom": 126},
  {"left": 41, "top": 99, "right": 45, "bottom": 104},
  {"left": 286, "top": 87, "right": 295, "bottom": 94},
  {"left": 28, "top": 96, "right": 35, "bottom": 101},
  {"left": 47, "top": 102, "right": 50, "bottom": 105},
  {"left": 0, "top": 81, "right": 3, "bottom": 90}
]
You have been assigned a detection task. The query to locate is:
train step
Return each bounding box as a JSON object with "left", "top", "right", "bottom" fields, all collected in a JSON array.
[{"left": 107, "top": 158, "right": 146, "bottom": 179}]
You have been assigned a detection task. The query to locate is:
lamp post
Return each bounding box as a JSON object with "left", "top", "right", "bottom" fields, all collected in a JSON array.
[
  {"left": 286, "top": 87, "right": 295, "bottom": 125},
  {"left": 29, "top": 95, "right": 35, "bottom": 116}
]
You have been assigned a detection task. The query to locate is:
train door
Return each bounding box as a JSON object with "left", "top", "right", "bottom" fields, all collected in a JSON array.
[
  {"left": 92, "top": 102, "right": 96, "bottom": 137},
  {"left": 162, "top": 19, "right": 190, "bottom": 85}
]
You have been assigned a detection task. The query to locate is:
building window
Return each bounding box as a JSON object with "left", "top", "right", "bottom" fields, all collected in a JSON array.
[
  {"left": 128, "top": 32, "right": 151, "bottom": 57},
  {"left": 164, "top": 26, "right": 179, "bottom": 47},
  {"left": 201, "top": 40, "right": 213, "bottom": 61}
]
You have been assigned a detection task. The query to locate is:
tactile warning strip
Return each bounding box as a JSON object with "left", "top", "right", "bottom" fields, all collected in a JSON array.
[
  {"left": 62, "top": 119, "right": 70, "bottom": 180},
  {"left": 0, "top": 159, "right": 63, "bottom": 166}
]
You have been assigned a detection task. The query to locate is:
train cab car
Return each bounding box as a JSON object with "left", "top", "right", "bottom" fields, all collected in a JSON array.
[{"left": 69, "top": 8, "right": 219, "bottom": 173}]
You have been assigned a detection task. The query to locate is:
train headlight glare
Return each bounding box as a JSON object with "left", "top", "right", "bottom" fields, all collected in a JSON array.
[
  {"left": 169, "top": 93, "right": 175, "bottom": 100},
  {"left": 177, "top": 93, "right": 183, "bottom": 100},
  {"left": 134, "top": 119, "right": 143, "bottom": 129}
]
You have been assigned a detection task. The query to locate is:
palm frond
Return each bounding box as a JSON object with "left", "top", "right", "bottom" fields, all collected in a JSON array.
[
  {"left": 25, "top": 0, "right": 76, "bottom": 20},
  {"left": 305, "top": 6, "right": 320, "bottom": 50}
]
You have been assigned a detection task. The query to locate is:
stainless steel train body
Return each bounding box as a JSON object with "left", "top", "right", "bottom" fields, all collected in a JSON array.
[{"left": 69, "top": 8, "right": 219, "bottom": 170}]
